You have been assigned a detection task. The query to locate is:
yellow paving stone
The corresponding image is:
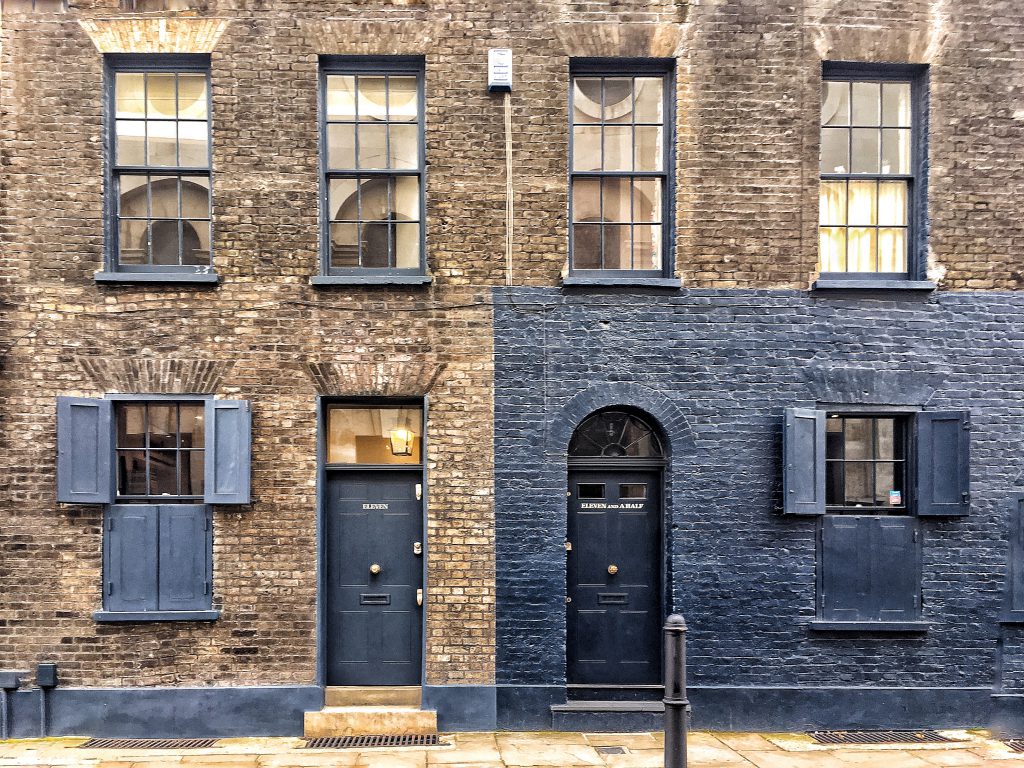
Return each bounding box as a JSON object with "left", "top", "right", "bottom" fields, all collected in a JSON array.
[
  {"left": 906, "top": 750, "right": 1000, "bottom": 766},
  {"left": 600, "top": 747, "right": 665, "bottom": 768},
  {"left": 257, "top": 752, "right": 362, "bottom": 767},
  {"left": 427, "top": 741, "right": 501, "bottom": 764},
  {"left": 740, "top": 750, "right": 852, "bottom": 768},
  {"left": 829, "top": 749, "right": 934, "bottom": 767},
  {"left": 353, "top": 750, "right": 428, "bottom": 768},
  {"left": 687, "top": 741, "right": 752, "bottom": 765},
  {"left": 583, "top": 733, "right": 660, "bottom": 750},
  {"left": 714, "top": 733, "right": 783, "bottom": 752},
  {"left": 495, "top": 738, "right": 603, "bottom": 767}
]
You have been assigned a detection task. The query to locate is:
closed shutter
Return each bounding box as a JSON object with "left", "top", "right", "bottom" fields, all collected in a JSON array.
[
  {"left": 157, "top": 505, "right": 210, "bottom": 611},
  {"left": 821, "top": 515, "right": 920, "bottom": 622},
  {"left": 204, "top": 399, "right": 252, "bottom": 505},
  {"left": 783, "top": 408, "right": 826, "bottom": 515},
  {"left": 915, "top": 411, "right": 970, "bottom": 516},
  {"left": 56, "top": 397, "right": 113, "bottom": 504},
  {"left": 105, "top": 505, "right": 158, "bottom": 612},
  {"left": 1008, "top": 496, "right": 1024, "bottom": 619}
]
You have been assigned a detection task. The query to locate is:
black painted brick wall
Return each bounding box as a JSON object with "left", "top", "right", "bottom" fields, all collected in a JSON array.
[{"left": 494, "top": 287, "right": 1024, "bottom": 690}]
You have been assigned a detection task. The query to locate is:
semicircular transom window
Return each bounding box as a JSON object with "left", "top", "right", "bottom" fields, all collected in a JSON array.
[{"left": 569, "top": 410, "right": 663, "bottom": 459}]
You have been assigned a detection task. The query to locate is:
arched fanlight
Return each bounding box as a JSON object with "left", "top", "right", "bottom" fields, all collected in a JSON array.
[{"left": 569, "top": 410, "right": 663, "bottom": 459}]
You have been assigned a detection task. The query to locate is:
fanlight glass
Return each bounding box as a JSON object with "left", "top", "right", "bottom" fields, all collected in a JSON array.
[{"left": 569, "top": 410, "right": 663, "bottom": 459}]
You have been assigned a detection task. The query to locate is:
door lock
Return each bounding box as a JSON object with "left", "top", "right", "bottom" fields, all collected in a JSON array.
[
  {"left": 417, "top": 589, "right": 423, "bottom": 606},
  {"left": 413, "top": 541, "right": 422, "bottom": 555},
  {"left": 370, "top": 563, "right": 382, "bottom": 576},
  {"left": 607, "top": 564, "right": 619, "bottom": 575}
]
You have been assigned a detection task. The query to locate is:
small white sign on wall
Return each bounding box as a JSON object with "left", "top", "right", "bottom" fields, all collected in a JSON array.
[{"left": 488, "top": 48, "right": 512, "bottom": 92}]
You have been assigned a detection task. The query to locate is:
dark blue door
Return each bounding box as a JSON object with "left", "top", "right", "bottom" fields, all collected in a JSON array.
[
  {"left": 567, "top": 470, "right": 662, "bottom": 685},
  {"left": 326, "top": 471, "right": 423, "bottom": 685}
]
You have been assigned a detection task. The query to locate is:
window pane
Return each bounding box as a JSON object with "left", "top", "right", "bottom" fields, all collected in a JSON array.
[
  {"left": 572, "top": 178, "right": 601, "bottom": 222},
  {"left": 881, "top": 128, "right": 911, "bottom": 174},
  {"left": 632, "top": 224, "right": 661, "bottom": 271},
  {"left": 330, "top": 222, "right": 359, "bottom": 268},
  {"left": 826, "top": 460, "right": 843, "bottom": 506},
  {"left": 147, "top": 120, "right": 177, "bottom": 166},
  {"left": 844, "top": 462, "right": 872, "bottom": 505},
  {"left": 573, "top": 125, "right": 601, "bottom": 171},
  {"left": 578, "top": 484, "right": 605, "bottom": 499},
  {"left": 602, "top": 78, "right": 633, "bottom": 123},
  {"left": 633, "top": 179, "right": 661, "bottom": 222},
  {"left": 818, "top": 227, "right": 846, "bottom": 271},
  {"left": 360, "top": 178, "right": 388, "bottom": 220},
  {"left": 327, "top": 406, "right": 423, "bottom": 464},
  {"left": 634, "top": 78, "right": 663, "bottom": 123},
  {"left": 358, "top": 123, "right": 388, "bottom": 169},
  {"left": 388, "top": 124, "right": 418, "bottom": 169},
  {"left": 361, "top": 222, "right": 390, "bottom": 268},
  {"left": 116, "top": 73, "right": 146, "bottom": 119},
  {"left": 819, "top": 181, "right": 846, "bottom": 225},
  {"left": 177, "top": 74, "right": 207, "bottom": 120},
  {"left": 180, "top": 450, "right": 204, "bottom": 495},
  {"left": 601, "top": 177, "right": 631, "bottom": 222},
  {"left": 393, "top": 175, "right": 420, "bottom": 221},
  {"left": 145, "top": 73, "right": 177, "bottom": 118},
  {"left": 851, "top": 82, "right": 880, "bottom": 125},
  {"left": 181, "top": 220, "right": 210, "bottom": 264},
  {"left": 878, "top": 228, "right": 907, "bottom": 272},
  {"left": 358, "top": 76, "right": 388, "bottom": 122},
  {"left": 875, "top": 462, "right": 902, "bottom": 505},
  {"left": 149, "top": 176, "right": 179, "bottom": 218},
  {"left": 821, "top": 81, "right": 849, "bottom": 126},
  {"left": 147, "top": 405, "right": 177, "bottom": 448},
  {"left": 844, "top": 418, "right": 871, "bottom": 459},
  {"left": 876, "top": 419, "right": 895, "bottom": 459},
  {"left": 847, "top": 180, "right": 876, "bottom": 225},
  {"left": 118, "top": 450, "right": 148, "bottom": 495},
  {"left": 151, "top": 220, "right": 182, "bottom": 265},
  {"left": 394, "top": 222, "right": 420, "bottom": 268},
  {"left": 329, "top": 177, "right": 359, "bottom": 221},
  {"left": 118, "top": 174, "right": 149, "bottom": 216},
  {"left": 119, "top": 219, "right": 149, "bottom": 264},
  {"left": 149, "top": 450, "right": 178, "bottom": 495},
  {"left": 178, "top": 121, "right": 208, "bottom": 167},
  {"left": 573, "top": 78, "right": 603, "bottom": 123},
  {"left": 326, "top": 75, "right": 357, "bottom": 120},
  {"left": 850, "top": 128, "right": 879, "bottom": 173},
  {"left": 847, "top": 227, "right": 877, "bottom": 271},
  {"left": 327, "top": 123, "right": 356, "bottom": 169},
  {"left": 118, "top": 404, "right": 147, "bottom": 448},
  {"left": 180, "top": 177, "right": 210, "bottom": 219},
  {"left": 603, "top": 224, "right": 630, "bottom": 269},
  {"left": 877, "top": 181, "right": 907, "bottom": 226},
  {"left": 116, "top": 120, "right": 146, "bottom": 166},
  {"left": 179, "top": 405, "right": 205, "bottom": 448},
  {"left": 882, "top": 82, "right": 911, "bottom": 127},
  {"left": 573, "top": 224, "right": 602, "bottom": 269},
  {"left": 634, "top": 125, "right": 662, "bottom": 172},
  {"left": 820, "top": 127, "right": 848, "bottom": 173},
  {"left": 603, "top": 125, "right": 631, "bottom": 171},
  {"left": 388, "top": 76, "right": 418, "bottom": 122},
  {"left": 619, "top": 484, "right": 647, "bottom": 499}
]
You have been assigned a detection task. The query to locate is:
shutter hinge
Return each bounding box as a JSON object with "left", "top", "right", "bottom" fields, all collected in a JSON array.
[
  {"left": 204, "top": 581, "right": 210, "bottom": 595},
  {"left": 107, "top": 581, "right": 113, "bottom": 596},
  {"left": 204, "top": 516, "right": 210, "bottom": 531},
  {"left": 962, "top": 492, "right": 971, "bottom": 504},
  {"left": 108, "top": 517, "right": 114, "bottom": 531}
]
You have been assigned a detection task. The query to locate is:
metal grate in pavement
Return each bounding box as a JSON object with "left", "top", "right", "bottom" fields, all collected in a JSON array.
[
  {"left": 596, "top": 746, "right": 627, "bottom": 754},
  {"left": 303, "top": 734, "right": 444, "bottom": 749},
  {"left": 78, "top": 738, "right": 219, "bottom": 749},
  {"left": 809, "top": 730, "right": 955, "bottom": 745},
  {"left": 1005, "top": 739, "right": 1024, "bottom": 753}
]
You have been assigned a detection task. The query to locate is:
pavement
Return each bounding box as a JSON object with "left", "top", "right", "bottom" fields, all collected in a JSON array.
[{"left": 4, "top": 730, "right": 1024, "bottom": 767}]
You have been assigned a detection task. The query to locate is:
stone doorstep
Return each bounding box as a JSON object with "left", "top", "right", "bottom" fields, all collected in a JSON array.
[
  {"left": 302, "top": 706, "right": 438, "bottom": 738},
  {"left": 325, "top": 686, "right": 422, "bottom": 707}
]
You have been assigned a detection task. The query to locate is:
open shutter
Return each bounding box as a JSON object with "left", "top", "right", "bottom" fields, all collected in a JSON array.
[
  {"left": 105, "top": 505, "right": 158, "bottom": 612},
  {"left": 56, "top": 397, "right": 113, "bottom": 504},
  {"left": 783, "top": 407, "right": 826, "bottom": 515},
  {"left": 821, "top": 515, "right": 870, "bottom": 620},
  {"left": 204, "top": 399, "right": 252, "bottom": 505},
  {"left": 1008, "top": 496, "right": 1024, "bottom": 620},
  {"left": 157, "top": 505, "right": 211, "bottom": 611},
  {"left": 916, "top": 411, "right": 970, "bottom": 516},
  {"left": 874, "top": 517, "right": 919, "bottom": 621}
]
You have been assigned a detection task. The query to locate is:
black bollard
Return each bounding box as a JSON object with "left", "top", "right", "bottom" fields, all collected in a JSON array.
[{"left": 663, "top": 614, "right": 688, "bottom": 768}]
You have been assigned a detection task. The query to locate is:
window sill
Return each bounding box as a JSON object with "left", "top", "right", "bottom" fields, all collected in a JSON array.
[
  {"left": 310, "top": 275, "right": 432, "bottom": 286},
  {"left": 95, "top": 272, "right": 221, "bottom": 285},
  {"left": 1000, "top": 614, "right": 1024, "bottom": 626},
  {"left": 808, "top": 620, "right": 928, "bottom": 633},
  {"left": 93, "top": 610, "right": 221, "bottom": 623},
  {"left": 812, "top": 278, "right": 936, "bottom": 292},
  {"left": 562, "top": 276, "right": 682, "bottom": 289}
]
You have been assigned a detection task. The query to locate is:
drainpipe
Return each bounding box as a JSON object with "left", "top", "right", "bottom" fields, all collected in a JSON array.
[
  {"left": 36, "top": 664, "right": 57, "bottom": 737},
  {"left": 0, "top": 672, "right": 23, "bottom": 741}
]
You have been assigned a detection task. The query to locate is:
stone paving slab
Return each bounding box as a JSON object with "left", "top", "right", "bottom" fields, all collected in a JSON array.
[{"left": 2, "top": 731, "right": 1024, "bottom": 767}]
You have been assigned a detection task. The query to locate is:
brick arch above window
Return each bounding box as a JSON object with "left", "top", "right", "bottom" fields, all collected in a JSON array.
[{"left": 77, "top": 356, "right": 234, "bottom": 394}]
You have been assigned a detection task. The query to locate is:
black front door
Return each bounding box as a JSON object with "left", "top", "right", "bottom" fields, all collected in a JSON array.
[
  {"left": 326, "top": 470, "right": 423, "bottom": 685},
  {"left": 567, "top": 469, "right": 662, "bottom": 685}
]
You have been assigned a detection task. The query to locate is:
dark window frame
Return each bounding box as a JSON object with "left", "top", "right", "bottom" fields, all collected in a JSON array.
[
  {"left": 102, "top": 54, "right": 215, "bottom": 281},
  {"left": 818, "top": 61, "right": 929, "bottom": 284},
  {"left": 567, "top": 58, "right": 675, "bottom": 282},
  {"left": 317, "top": 56, "right": 427, "bottom": 281},
  {"left": 825, "top": 412, "right": 911, "bottom": 515}
]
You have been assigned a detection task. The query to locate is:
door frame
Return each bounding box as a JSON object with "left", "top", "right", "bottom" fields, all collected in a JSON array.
[
  {"left": 316, "top": 396, "right": 429, "bottom": 688},
  {"left": 566, "top": 454, "right": 668, "bottom": 688}
]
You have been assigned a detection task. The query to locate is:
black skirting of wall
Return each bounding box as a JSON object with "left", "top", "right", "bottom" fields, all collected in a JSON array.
[
  {"left": 5, "top": 686, "right": 323, "bottom": 739},
  {"left": 495, "top": 685, "right": 995, "bottom": 732},
  {"left": 422, "top": 685, "right": 497, "bottom": 731}
]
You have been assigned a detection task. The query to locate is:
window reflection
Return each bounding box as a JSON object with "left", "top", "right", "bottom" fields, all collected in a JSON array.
[{"left": 327, "top": 406, "right": 423, "bottom": 465}]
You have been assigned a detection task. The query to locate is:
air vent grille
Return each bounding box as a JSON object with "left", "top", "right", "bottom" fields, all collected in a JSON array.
[
  {"left": 809, "top": 730, "right": 955, "bottom": 745},
  {"left": 303, "top": 734, "right": 443, "bottom": 749},
  {"left": 79, "top": 738, "right": 219, "bottom": 750}
]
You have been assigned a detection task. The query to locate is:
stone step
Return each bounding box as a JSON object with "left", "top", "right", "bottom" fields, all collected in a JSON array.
[
  {"left": 303, "top": 705, "right": 437, "bottom": 738},
  {"left": 325, "top": 685, "right": 422, "bottom": 707}
]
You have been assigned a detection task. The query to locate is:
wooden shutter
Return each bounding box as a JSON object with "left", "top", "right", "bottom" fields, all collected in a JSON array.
[
  {"left": 915, "top": 411, "right": 970, "bottom": 516},
  {"left": 157, "top": 505, "right": 210, "bottom": 611},
  {"left": 204, "top": 399, "right": 252, "bottom": 505},
  {"left": 1008, "top": 496, "right": 1024, "bottom": 620},
  {"left": 105, "top": 505, "right": 158, "bottom": 612},
  {"left": 783, "top": 407, "right": 826, "bottom": 515},
  {"left": 821, "top": 515, "right": 919, "bottom": 622},
  {"left": 56, "top": 397, "right": 113, "bottom": 504}
]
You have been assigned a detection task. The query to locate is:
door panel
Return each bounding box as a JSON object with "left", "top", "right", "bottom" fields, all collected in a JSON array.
[
  {"left": 567, "top": 469, "right": 662, "bottom": 685},
  {"left": 326, "top": 471, "right": 423, "bottom": 685}
]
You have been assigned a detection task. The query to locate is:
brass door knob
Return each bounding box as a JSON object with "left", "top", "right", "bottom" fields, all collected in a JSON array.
[
  {"left": 370, "top": 563, "right": 381, "bottom": 575},
  {"left": 607, "top": 564, "right": 619, "bottom": 575}
]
